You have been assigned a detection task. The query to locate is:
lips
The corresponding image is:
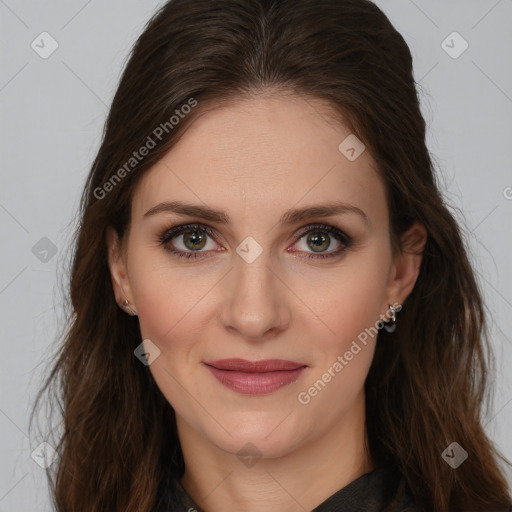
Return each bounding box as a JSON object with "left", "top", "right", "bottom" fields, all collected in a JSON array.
[
  {"left": 205, "top": 358, "right": 306, "bottom": 372},
  {"left": 203, "top": 358, "right": 307, "bottom": 395}
]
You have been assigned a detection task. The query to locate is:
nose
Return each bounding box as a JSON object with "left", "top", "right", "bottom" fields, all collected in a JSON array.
[{"left": 218, "top": 251, "right": 291, "bottom": 342}]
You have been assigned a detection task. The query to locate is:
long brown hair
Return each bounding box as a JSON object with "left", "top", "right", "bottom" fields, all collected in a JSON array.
[{"left": 30, "top": 0, "right": 512, "bottom": 510}]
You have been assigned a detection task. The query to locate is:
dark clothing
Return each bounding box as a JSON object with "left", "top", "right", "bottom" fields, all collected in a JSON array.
[{"left": 153, "top": 464, "right": 424, "bottom": 511}]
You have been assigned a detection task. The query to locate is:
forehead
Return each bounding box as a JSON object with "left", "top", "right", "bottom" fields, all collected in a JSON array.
[{"left": 132, "top": 92, "right": 386, "bottom": 225}]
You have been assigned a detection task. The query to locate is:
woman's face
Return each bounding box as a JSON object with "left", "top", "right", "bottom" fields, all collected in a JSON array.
[{"left": 108, "top": 92, "right": 423, "bottom": 460}]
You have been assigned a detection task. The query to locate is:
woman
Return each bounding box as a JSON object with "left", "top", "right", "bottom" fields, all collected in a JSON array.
[{"left": 31, "top": 0, "right": 512, "bottom": 511}]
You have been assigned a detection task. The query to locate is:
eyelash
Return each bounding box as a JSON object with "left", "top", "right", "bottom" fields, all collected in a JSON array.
[{"left": 157, "top": 223, "right": 353, "bottom": 261}]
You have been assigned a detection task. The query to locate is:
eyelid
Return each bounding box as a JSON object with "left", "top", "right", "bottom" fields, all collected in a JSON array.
[{"left": 293, "top": 222, "right": 352, "bottom": 244}]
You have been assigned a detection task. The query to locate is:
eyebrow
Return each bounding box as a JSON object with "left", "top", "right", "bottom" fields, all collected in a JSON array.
[{"left": 143, "top": 200, "right": 370, "bottom": 227}]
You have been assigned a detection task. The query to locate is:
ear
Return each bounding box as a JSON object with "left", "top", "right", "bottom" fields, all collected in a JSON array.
[
  {"left": 106, "top": 226, "right": 136, "bottom": 313},
  {"left": 383, "top": 221, "right": 427, "bottom": 310}
]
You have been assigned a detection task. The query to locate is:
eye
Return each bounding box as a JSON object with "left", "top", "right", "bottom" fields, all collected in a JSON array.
[
  {"left": 290, "top": 223, "right": 353, "bottom": 260},
  {"left": 158, "top": 223, "right": 353, "bottom": 260},
  {"left": 158, "top": 223, "right": 220, "bottom": 259}
]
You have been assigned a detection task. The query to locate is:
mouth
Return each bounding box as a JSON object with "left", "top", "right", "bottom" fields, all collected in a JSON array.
[{"left": 203, "top": 358, "right": 308, "bottom": 395}]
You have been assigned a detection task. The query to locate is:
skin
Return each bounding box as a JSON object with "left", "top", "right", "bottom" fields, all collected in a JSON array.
[{"left": 107, "top": 91, "right": 427, "bottom": 512}]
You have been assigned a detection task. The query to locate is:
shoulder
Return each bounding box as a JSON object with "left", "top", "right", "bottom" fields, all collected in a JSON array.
[
  {"left": 312, "top": 463, "right": 425, "bottom": 512},
  {"left": 385, "top": 474, "right": 425, "bottom": 512}
]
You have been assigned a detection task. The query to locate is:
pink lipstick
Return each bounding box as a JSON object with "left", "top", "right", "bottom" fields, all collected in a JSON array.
[{"left": 204, "top": 358, "right": 307, "bottom": 395}]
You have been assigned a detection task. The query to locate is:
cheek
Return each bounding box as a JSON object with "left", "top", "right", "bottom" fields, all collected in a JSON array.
[
  {"left": 130, "top": 263, "right": 216, "bottom": 412},
  {"left": 299, "top": 244, "right": 391, "bottom": 396},
  {"left": 308, "top": 246, "right": 391, "bottom": 347},
  {"left": 126, "top": 231, "right": 218, "bottom": 332},
  {"left": 295, "top": 293, "right": 383, "bottom": 423},
  {"left": 133, "top": 264, "right": 216, "bottom": 346}
]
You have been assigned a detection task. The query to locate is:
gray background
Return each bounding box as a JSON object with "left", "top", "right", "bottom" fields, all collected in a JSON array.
[{"left": 1, "top": 0, "right": 511, "bottom": 509}]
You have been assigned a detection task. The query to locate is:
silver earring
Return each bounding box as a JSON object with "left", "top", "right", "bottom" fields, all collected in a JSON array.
[
  {"left": 381, "top": 304, "right": 397, "bottom": 333},
  {"left": 122, "top": 298, "right": 138, "bottom": 316}
]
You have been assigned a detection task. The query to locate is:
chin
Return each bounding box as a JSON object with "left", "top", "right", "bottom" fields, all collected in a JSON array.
[{"left": 206, "top": 414, "right": 306, "bottom": 459}]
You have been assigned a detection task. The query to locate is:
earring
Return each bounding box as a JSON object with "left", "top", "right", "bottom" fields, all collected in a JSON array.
[
  {"left": 122, "top": 298, "right": 138, "bottom": 316},
  {"left": 381, "top": 304, "right": 397, "bottom": 333}
]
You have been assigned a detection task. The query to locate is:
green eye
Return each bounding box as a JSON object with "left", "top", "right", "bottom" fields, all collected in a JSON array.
[{"left": 158, "top": 223, "right": 353, "bottom": 260}]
